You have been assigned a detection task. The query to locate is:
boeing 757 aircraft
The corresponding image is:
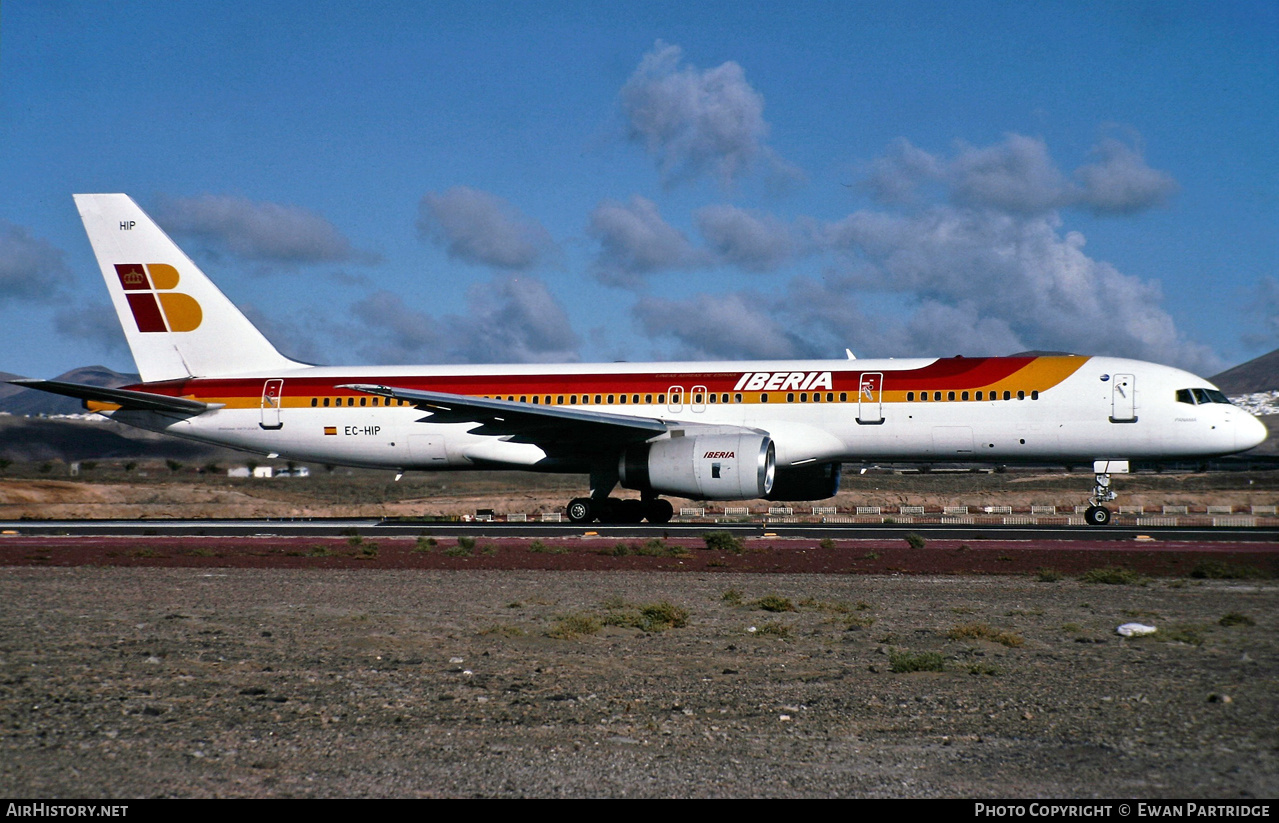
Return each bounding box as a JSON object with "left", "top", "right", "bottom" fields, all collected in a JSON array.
[{"left": 12, "top": 194, "right": 1268, "bottom": 525}]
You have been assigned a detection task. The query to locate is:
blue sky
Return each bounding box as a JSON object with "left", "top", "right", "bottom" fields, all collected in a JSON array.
[{"left": 2, "top": 0, "right": 1276, "bottom": 380}]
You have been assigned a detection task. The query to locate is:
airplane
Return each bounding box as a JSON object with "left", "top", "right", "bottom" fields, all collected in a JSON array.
[{"left": 11, "top": 194, "right": 1269, "bottom": 526}]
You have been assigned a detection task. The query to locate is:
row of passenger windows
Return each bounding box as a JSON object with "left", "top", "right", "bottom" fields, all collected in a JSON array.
[
  {"left": 483, "top": 392, "right": 852, "bottom": 405},
  {"left": 906, "top": 389, "right": 1038, "bottom": 401},
  {"left": 306, "top": 391, "right": 1039, "bottom": 407},
  {"left": 1176, "top": 388, "right": 1231, "bottom": 405},
  {"left": 309, "top": 397, "right": 408, "bottom": 407}
]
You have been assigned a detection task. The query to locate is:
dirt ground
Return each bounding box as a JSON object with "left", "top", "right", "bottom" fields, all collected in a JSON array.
[
  {"left": 0, "top": 567, "right": 1274, "bottom": 798},
  {"left": 1, "top": 469, "right": 1275, "bottom": 798}
]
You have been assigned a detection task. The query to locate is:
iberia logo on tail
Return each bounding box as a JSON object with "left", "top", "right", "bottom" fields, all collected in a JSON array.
[{"left": 114, "top": 264, "right": 202, "bottom": 332}]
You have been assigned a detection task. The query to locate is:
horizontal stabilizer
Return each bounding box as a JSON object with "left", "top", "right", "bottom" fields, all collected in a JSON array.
[{"left": 9, "top": 379, "right": 221, "bottom": 415}]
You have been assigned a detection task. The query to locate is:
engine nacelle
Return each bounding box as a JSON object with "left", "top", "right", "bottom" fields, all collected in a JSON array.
[
  {"left": 620, "top": 434, "right": 775, "bottom": 500},
  {"left": 765, "top": 461, "right": 841, "bottom": 501}
]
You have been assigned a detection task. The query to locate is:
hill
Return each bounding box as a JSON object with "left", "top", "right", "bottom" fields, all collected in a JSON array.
[{"left": 1211, "top": 348, "right": 1279, "bottom": 394}]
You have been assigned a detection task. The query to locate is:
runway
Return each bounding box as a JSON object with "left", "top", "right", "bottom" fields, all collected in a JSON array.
[{"left": 1, "top": 517, "right": 1276, "bottom": 542}]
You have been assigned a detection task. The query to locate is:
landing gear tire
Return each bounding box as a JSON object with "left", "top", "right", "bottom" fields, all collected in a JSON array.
[
  {"left": 1084, "top": 505, "right": 1111, "bottom": 526},
  {"left": 567, "top": 497, "right": 594, "bottom": 524},
  {"left": 645, "top": 498, "right": 674, "bottom": 524}
]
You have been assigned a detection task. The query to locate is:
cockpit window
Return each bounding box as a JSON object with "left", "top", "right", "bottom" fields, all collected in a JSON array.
[{"left": 1178, "top": 387, "right": 1233, "bottom": 406}]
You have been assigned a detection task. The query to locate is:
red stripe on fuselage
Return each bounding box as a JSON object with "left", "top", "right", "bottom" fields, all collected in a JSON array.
[{"left": 120, "top": 357, "right": 1071, "bottom": 401}]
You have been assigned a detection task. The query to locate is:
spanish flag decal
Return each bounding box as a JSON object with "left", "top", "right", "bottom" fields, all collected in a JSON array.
[{"left": 324, "top": 426, "right": 337, "bottom": 436}]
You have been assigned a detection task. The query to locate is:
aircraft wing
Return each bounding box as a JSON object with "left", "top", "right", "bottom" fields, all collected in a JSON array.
[
  {"left": 339, "top": 383, "right": 671, "bottom": 448},
  {"left": 8, "top": 379, "right": 221, "bottom": 415}
]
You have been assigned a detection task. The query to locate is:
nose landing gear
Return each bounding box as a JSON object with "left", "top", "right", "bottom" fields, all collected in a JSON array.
[{"left": 1084, "top": 461, "right": 1127, "bottom": 526}]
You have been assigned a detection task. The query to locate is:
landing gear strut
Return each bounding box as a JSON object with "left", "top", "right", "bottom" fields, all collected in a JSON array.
[{"left": 1084, "top": 470, "right": 1119, "bottom": 526}]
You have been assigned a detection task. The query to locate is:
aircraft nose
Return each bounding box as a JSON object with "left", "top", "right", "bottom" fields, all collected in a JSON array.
[{"left": 1237, "top": 412, "right": 1269, "bottom": 452}]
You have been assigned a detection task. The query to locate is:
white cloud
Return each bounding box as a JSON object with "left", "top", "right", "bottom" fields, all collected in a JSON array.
[
  {"left": 634, "top": 291, "right": 809, "bottom": 360},
  {"left": 588, "top": 196, "right": 710, "bottom": 287},
  {"left": 860, "top": 133, "right": 1178, "bottom": 217},
  {"left": 694, "top": 205, "right": 806, "bottom": 272},
  {"left": 950, "top": 134, "right": 1070, "bottom": 215},
  {"left": 350, "top": 277, "right": 579, "bottom": 365},
  {"left": 53, "top": 300, "right": 128, "bottom": 354},
  {"left": 418, "top": 187, "right": 559, "bottom": 270},
  {"left": 154, "top": 194, "right": 375, "bottom": 264},
  {"left": 0, "top": 221, "right": 69, "bottom": 300},
  {"left": 824, "top": 205, "right": 1219, "bottom": 371},
  {"left": 620, "top": 41, "right": 801, "bottom": 189},
  {"left": 1073, "top": 137, "right": 1179, "bottom": 214}
]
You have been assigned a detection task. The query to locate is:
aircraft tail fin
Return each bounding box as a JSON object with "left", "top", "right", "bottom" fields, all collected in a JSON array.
[{"left": 73, "top": 193, "right": 304, "bottom": 382}]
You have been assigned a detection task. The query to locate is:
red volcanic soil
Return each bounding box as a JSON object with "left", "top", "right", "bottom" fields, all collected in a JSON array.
[{"left": 2, "top": 534, "right": 1275, "bottom": 578}]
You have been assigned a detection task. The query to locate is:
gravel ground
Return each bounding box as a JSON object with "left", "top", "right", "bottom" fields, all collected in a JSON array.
[{"left": 1, "top": 567, "right": 1275, "bottom": 798}]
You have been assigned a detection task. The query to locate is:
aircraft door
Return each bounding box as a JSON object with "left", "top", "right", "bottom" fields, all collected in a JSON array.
[
  {"left": 690, "top": 385, "right": 707, "bottom": 413},
  {"left": 667, "top": 385, "right": 684, "bottom": 413},
  {"left": 260, "top": 379, "right": 284, "bottom": 430},
  {"left": 856, "top": 372, "right": 884, "bottom": 425},
  {"left": 1110, "top": 374, "right": 1137, "bottom": 423}
]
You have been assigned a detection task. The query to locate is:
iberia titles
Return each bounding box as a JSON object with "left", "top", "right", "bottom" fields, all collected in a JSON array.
[{"left": 733, "top": 371, "right": 834, "bottom": 392}]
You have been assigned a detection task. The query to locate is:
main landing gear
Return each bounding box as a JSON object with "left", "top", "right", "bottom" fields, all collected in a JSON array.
[
  {"left": 1084, "top": 469, "right": 1119, "bottom": 526},
  {"left": 567, "top": 496, "right": 673, "bottom": 524}
]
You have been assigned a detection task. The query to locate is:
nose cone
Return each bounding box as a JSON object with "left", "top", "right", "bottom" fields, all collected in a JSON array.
[{"left": 1237, "top": 412, "right": 1269, "bottom": 452}]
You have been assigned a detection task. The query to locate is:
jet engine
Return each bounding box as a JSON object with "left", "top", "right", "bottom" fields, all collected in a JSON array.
[{"left": 620, "top": 434, "right": 775, "bottom": 500}]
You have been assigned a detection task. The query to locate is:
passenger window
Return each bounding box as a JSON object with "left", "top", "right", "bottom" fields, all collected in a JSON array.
[
  {"left": 761, "top": 393, "right": 769, "bottom": 403},
  {"left": 1017, "top": 390, "right": 1025, "bottom": 400},
  {"left": 557, "top": 395, "right": 564, "bottom": 405},
  {"left": 787, "top": 393, "right": 794, "bottom": 403},
  {"left": 1031, "top": 390, "right": 1039, "bottom": 400},
  {"left": 520, "top": 396, "right": 527, "bottom": 403},
  {"left": 734, "top": 393, "right": 742, "bottom": 403},
  {"left": 976, "top": 391, "right": 983, "bottom": 401},
  {"left": 961, "top": 391, "right": 969, "bottom": 401},
  {"left": 934, "top": 392, "right": 942, "bottom": 401},
  {"left": 839, "top": 392, "right": 847, "bottom": 402},
  {"left": 658, "top": 394, "right": 664, "bottom": 404},
  {"left": 907, "top": 392, "right": 914, "bottom": 401},
  {"left": 323, "top": 397, "right": 330, "bottom": 407},
  {"left": 947, "top": 391, "right": 955, "bottom": 401},
  {"left": 1003, "top": 391, "right": 1011, "bottom": 400},
  {"left": 311, "top": 398, "right": 317, "bottom": 407},
  {"left": 595, "top": 395, "right": 602, "bottom": 404}
]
